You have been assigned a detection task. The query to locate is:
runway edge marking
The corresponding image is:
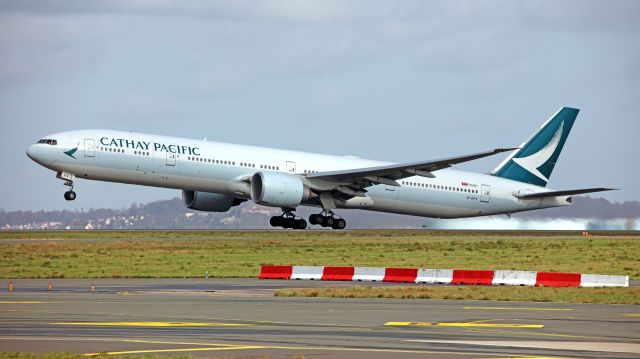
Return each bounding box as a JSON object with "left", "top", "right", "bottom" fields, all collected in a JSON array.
[
  {"left": 463, "top": 306, "right": 574, "bottom": 311},
  {"left": 385, "top": 322, "right": 544, "bottom": 328}
]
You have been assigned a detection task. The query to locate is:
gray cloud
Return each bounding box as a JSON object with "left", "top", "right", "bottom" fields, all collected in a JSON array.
[{"left": 1, "top": 0, "right": 638, "bottom": 211}]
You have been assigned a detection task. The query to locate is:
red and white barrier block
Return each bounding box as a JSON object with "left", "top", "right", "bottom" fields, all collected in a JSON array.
[{"left": 259, "top": 265, "right": 629, "bottom": 288}]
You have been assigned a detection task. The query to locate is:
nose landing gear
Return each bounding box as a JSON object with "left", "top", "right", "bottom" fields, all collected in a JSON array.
[
  {"left": 63, "top": 188, "right": 76, "bottom": 201},
  {"left": 309, "top": 210, "right": 346, "bottom": 229},
  {"left": 63, "top": 180, "right": 76, "bottom": 201},
  {"left": 270, "top": 208, "right": 307, "bottom": 229},
  {"left": 57, "top": 171, "right": 76, "bottom": 201}
]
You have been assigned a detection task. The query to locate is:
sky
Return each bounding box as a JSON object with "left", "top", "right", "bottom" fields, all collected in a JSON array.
[{"left": 1, "top": 0, "right": 639, "bottom": 211}]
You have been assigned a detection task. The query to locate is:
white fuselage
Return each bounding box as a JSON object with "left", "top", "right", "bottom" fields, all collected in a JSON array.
[{"left": 27, "top": 129, "right": 569, "bottom": 219}]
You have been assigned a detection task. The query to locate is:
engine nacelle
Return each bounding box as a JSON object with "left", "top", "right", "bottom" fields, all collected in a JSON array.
[
  {"left": 182, "top": 190, "right": 240, "bottom": 212},
  {"left": 250, "top": 172, "right": 310, "bottom": 208}
]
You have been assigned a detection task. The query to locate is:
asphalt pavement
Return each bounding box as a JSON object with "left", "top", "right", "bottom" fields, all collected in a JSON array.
[{"left": 0, "top": 278, "right": 638, "bottom": 358}]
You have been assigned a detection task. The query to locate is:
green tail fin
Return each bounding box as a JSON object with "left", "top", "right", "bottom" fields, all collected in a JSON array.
[{"left": 491, "top": 107, "right": 579, "bottom": 187}]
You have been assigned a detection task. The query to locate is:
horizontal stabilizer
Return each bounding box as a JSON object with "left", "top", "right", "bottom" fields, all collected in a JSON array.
[{"left": 515, "top": 187, "right": 616, "bottom": 199}]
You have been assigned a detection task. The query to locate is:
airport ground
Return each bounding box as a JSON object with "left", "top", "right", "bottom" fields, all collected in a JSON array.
[
  {"left": 0, "top": 230, "right": 638, "bottom": 358},
  {"left": 1, "top": 278, "right": 640, "bottom": 359}
]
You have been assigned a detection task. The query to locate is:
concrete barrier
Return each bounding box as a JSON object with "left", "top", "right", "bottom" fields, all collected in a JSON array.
[
  {"left": 492, "top": 270, "right": 537, "bottom": 286},
  {"left": 383, "top": 268, "right": 418, "bottom": 283},
  {"left": 535, "top": 272, "right": 581, "bottom": 287},
  {"left": 263, "top": 265, "right": 629, "bottom": 288},
  {"left": 352, "top": 267, "right": 385, "bottom": 282},
  {"left": 291, "top": 266, "right": 324, "bottom": 280},
  {"left": 322, "top": 266, "right": 355, "bottom": 281},
  {"left": 452, "top": 270, "right": 494, "bottom": 285},
  {"left": 415, "top": 269, "right": 453, "bottom": 284},
  {"left": 580, "top": 274, "right": 629, "bottom": 287},
  {"left": 259, "top": 265, "right": 293, "bottom": 280}
]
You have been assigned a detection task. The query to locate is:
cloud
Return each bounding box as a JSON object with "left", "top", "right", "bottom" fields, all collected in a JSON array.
[{"left": 2, "top": 1, "right": 639, "bottom": 210}]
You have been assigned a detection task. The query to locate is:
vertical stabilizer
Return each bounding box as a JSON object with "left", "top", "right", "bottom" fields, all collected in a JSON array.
[{"left": 491, "top": 107, "right": 579, "bottom": 187}]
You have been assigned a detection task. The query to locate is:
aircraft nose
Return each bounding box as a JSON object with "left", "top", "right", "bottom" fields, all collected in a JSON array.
[{"left": 26, "top": 144, "right": 40, "bottom": 161}]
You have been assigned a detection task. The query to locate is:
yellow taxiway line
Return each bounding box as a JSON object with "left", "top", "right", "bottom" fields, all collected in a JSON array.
[
  {"left": 82, "top": 338, "right": 502, "bottom": 357},
  {"left": 50, "top": 321, "right": 252, "bottom": 327},
  {"left": 0, "top": 301, "right": 48, "bottom": 304},
  {"left": 463, "top": 306, "right": 573, "bottom": 311},
  {"left": 385, "top": 322, "right": 544, "bottom": 329},
  {"left": 84, "top": 346, "right": 263, "bottom": 355}
]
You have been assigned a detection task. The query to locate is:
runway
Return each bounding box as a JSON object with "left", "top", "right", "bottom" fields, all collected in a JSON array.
[{"left": 1, "top": 279, "right": 639, "bottom": 358}]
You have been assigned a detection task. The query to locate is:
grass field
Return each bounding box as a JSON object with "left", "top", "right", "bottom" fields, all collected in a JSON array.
[
  {"left": 0, "top": 230, "right": 638, "bottom": 279},
  {"left": 275, "top": 285, "right": 640, "bottom": 304}
]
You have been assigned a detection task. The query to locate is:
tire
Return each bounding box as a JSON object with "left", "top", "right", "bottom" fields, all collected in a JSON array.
[
  {"left": 309, "top": 214, "right": 321, "bottom": 225},
  {"left": 332, "top": 218, "right": 346, "bottom": 230},
  {"left": 270, "top": 216, "right": 282, "bottom": 227},
  {"left": 294, "top": 219, "right": 307, "bottom": 230},
  {"left": 323, "top": 216, "right": 334, "bottom": 227},
  {"left": 284, "top": 217, "right": 296, "bottom": 228},
  {"left": 64, "top": 191, "right": 76, "bottom": 201}
]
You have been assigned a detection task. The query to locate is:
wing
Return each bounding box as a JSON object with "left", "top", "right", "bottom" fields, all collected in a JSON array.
[
  {"left": 302, "top": 148, "right": 516, "bottom": 204},
  {"left": 514, "top": 187, "right": 616, "bottom": 199},
  {"left": 306, "top": 147, "right": 516, "bottom": 186}
]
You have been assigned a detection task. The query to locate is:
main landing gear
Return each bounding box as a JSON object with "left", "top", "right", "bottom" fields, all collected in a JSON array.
[
  {"left": 309, "top": 210, "right": 347, "bottom": 229},
  {"left": 270, "top": 208, "right": 307, "bottom": 229}
]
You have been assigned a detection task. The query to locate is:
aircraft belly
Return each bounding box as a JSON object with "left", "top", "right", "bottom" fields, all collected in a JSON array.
[
  {"left": 55, "top": 162, "right": 230, "bottom": 193},
  {"left": 363, "top": 186, "right": 524, "bottom": 219}
]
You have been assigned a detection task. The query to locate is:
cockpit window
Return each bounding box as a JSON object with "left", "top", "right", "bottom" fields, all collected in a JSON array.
[{"left": 36, "top": 139, "right": 57, "bottom": 145}]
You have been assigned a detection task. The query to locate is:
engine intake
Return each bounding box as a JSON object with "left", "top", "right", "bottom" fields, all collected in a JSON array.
[
  {"left": 182, "top": 190, "right": 241, "bottom": 212},
  {"left": 250, "top": 172, "right": 311, "bottom": 207}
]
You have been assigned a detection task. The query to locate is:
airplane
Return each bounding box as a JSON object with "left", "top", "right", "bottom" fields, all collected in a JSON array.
[{"left": 26, "top": 107, "right": 613, "bottom": 229}]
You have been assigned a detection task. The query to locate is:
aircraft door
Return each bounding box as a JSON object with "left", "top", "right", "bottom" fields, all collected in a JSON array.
[
  {"left": 480, "top": 184, "right": 490, "bottom": 203},
  {"left": 166, "top": 152, "right": 176, "bottom": 166},
  {"left": 286, "top": 161, "right": 296, "bottom": 174},
  {"left": 84, "top": 139, "right": 95, "bottom": 157}
]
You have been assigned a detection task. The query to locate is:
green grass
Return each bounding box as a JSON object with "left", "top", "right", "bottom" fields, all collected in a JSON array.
[
  {"left": 275, "top": 285, "right": 640, "bottom": 305},
  {"left": 0, "top": 230, "right": 638, "bottom": 279}
]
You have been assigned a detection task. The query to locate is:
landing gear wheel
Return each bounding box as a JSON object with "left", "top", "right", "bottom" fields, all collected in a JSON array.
[
  {"left": 60, "top": 175, "right": 77, "bottom": 201},
  {"left": 322, "top": 216, "right": 335, "bottom": 227},
  {"left": 309, "top": 214, "right": 323, "bottom": 225},
  {"left": 331, "top": 218, "right": 346, "bottom": 230},
  {"left": 294, "top": 219, "right": 308, "bottom": 230},
  {"left": 64, "top": 191, "right": 76, "bottom": 201},
  {"left": 283, "top": 217, "right": 296, "bottom": 229},
  {"left": 270, "top": 208, "right": 306, "bottom": 230},
  {"left": 310, "top": 210, "right": 346, "bottom": 229},
  {"left": 270, "top": 216, "right": 283, "bottom": 227}
]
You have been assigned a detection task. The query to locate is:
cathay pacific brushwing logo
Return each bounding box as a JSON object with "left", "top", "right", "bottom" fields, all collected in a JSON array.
[
  {"left": 64, "top": 147, "right": 78, "bottom": 159},
  {"left": 512, "top": 121, "right": 564, "bottom": 182}
]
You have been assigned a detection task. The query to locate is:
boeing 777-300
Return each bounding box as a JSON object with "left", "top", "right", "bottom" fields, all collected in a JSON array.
[{"left": 26, "top": 107, "right": 613, "bottom": 229}]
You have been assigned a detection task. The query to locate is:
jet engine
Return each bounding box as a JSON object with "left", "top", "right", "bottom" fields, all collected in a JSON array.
[
  {"left": 182, "top": 190, "right": 242, "bottom": 212},
  {"left": 250, "top": 172, "right": 312, "bottom": 207}
]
